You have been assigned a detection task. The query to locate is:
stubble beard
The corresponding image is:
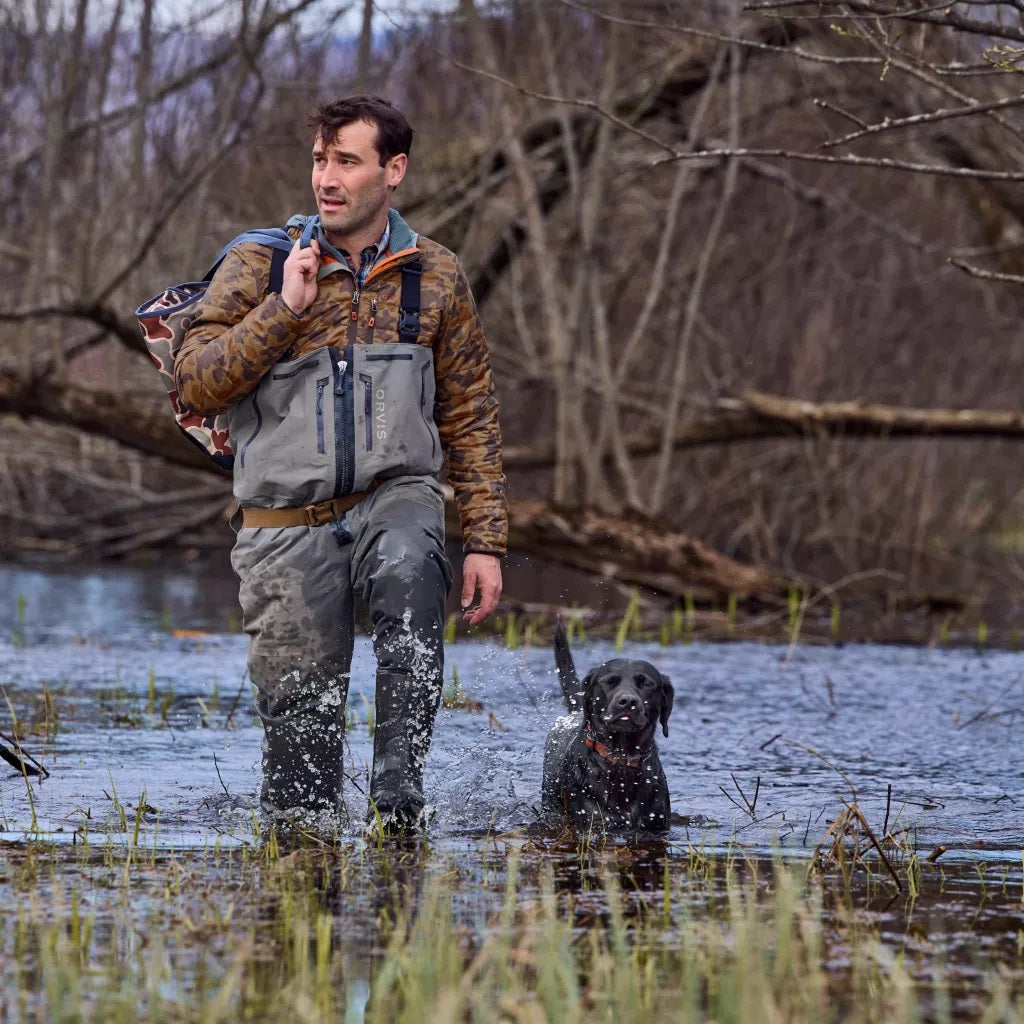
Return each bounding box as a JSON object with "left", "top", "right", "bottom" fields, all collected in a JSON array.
[{"left": 318, "top": 180, "right": 389, "bottom": 250}]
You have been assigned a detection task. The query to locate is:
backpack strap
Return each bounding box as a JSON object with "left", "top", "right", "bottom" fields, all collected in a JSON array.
[
  {"left": 205, "top": 228, "right": 294, "bottom": 282},
  {"left": 268, "top": 246, "right": 288, "bottom": 294},
  {"left": 299, "top": 218, "right": 318, "bottom": 249},
  {"left": 398, "top": 260, "right": 422, "bottom": 344}
]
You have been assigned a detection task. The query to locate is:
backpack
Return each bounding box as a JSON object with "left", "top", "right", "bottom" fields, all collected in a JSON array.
[{"left": 135, "top": 223, "right": 315, "bottom": 470}]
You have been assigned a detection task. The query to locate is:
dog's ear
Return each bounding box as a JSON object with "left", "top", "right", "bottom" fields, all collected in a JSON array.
[{"left": 658, "top": 674, "right": 675, "bottom": 737}]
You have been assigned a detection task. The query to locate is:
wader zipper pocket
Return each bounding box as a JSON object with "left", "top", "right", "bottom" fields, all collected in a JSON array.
[
  {"left": 360, "top": 373, "right": 373, "bottom": 451},
  {"left": 231, "top": 346, "right": 346, "bottom": 509},
  {"left": 315, "top": 376, "right": 329, "bottom": 454}
]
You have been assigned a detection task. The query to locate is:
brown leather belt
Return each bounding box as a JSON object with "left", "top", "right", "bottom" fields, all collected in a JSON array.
[{"left": 240, "top": 487, "right": 375, "bottom": 529}]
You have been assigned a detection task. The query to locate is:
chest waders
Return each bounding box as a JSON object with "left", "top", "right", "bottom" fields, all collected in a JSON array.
[{"left": 228, "top": 260, "right": 453, "bottom": 831}]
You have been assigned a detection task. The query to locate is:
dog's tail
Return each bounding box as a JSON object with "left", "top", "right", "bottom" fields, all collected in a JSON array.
[{"left": 554, "top": 619, "right": 584, "bottom": 713}]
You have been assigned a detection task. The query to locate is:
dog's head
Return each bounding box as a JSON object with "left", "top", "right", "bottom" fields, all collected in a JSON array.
[{"left": 582, "top": 658, "right": 674, "bottom": 742}]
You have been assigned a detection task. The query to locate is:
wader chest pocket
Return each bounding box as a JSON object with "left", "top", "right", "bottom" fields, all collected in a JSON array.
[
  {"left": 229, "top": 343, "right": 441, "bottom": 507},
  {"left": 229, "top": 347, "right": 342, "bottom": 508},
  {"left": 350, "top": 344, "right": 442, "bottom": 492}
]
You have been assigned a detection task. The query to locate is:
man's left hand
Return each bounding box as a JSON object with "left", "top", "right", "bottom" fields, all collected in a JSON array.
[{"left": 460, "top": 553, "right": 502, "bottom": 626}]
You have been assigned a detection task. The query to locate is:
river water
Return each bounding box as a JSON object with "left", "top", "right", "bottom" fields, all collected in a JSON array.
[{"left": 0, "top": 560, "right": 1019, "bottom": 859}]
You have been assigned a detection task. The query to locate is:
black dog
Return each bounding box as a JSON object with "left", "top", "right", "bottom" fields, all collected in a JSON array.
[{"left": 542, "top": 621, "right": 674, "bottom": 834}]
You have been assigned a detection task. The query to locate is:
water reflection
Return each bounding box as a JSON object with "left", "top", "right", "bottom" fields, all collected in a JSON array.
[
  {"left": 0, "top": 559, "right": 241, "bottom": 637},
  {"left": 0, "top": 545, "right": 622, "bottom": 641}
]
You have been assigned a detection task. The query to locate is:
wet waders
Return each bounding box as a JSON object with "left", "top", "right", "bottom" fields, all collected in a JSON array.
[{"left": 230, "top": 476, "right": 452, "bottom": 827}]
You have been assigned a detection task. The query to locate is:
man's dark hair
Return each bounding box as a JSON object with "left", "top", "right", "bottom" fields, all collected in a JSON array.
[{"left": 308, "top": 96, "right": 414, "bottom": 165}]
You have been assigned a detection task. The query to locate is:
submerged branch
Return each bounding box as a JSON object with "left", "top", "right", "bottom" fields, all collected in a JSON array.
[{"left": 0, "top": 732, "right": 49, "bottom": 779}]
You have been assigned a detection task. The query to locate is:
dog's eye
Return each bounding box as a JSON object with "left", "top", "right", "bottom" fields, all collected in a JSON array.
[
  {"left": 635, "top": 675, "right": 654, "bottom": 688},
  {"left": 603, "top": 675, "right": 622, "bottom": 688}
]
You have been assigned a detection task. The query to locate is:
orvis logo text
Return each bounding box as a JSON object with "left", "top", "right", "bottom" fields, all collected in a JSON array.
[{"left": 375, "top": 388, "right": 387, "bottom": 441}]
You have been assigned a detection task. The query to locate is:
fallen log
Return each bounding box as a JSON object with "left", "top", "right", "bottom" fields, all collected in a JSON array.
[
  {"left": 448, "top": 498, "right": 791, "bottom": 601},
  {"left": 13, "top": 370, "right": 1024, "bottom": 481},
  {"left": 0, "top": 372, "right": 221, "bottom": 473},
  {"left": 738, "top": 391, "right": 1024, "bottom": 438},
  {"left": 503, "top": 391, "right": 1024, "bottom": 467}
]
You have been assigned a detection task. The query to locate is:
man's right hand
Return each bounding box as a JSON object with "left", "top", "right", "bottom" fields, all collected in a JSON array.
[{"left": 281, "top": 237, "right": 320, "bottom": 315}]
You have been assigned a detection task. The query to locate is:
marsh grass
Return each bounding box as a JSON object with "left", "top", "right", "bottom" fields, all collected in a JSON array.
[
  {"left": 441, "top": 666, "right": 483, "bottom": 711},
  {"left": 614, "top": 590, "right": 641, "bottom": 652},
  {"left": 0, "top": 820, "right": 1020, "bottom": 1024},
  {"left": 564, "top": 610, "right": 586, "bottom": 645},
  {"left": 487, "top": 590, "right": 883, "bottom": 648},
  {"left": 11, "top": 595, "right": 27, "bottom": 648},
  {"left": 503, "top": 612, "right": 521, "bottom": 650}
]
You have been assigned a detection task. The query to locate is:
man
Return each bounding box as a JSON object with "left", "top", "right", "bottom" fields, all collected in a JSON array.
[{"left": 174, "top": 96, "right": 506, "bottom": 831}]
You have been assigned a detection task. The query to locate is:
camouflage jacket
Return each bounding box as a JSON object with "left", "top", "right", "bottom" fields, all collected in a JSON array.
[{"left": 174, "top": 210, "right": 507, "bottom": 556}]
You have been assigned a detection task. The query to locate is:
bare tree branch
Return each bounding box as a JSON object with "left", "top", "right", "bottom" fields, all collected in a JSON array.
[
  {"left": 449, "top": 57, "right": 680, "bottom": 157},
  {"left": 821, "top": 93, "right": 1024, "bottom": 149},
  {"left": 652, "top": 145, "right": 1024, "bottom": 181},
  {"left": 0, "top": 302, "right": 145, "bottom": 355},
  {"left": 948, "top": 257, "right": 1024, "bottom": 284},
  {"left": 744, "top": 1, "right": 1024, "bottom": 45},
  {"left": 0, "top": 371, "right": 218, "bottom": 472}
]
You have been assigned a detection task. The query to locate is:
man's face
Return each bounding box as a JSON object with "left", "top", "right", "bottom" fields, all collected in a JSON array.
[{"left": 311, "top": 119, "right": 407, "bottom": 248}]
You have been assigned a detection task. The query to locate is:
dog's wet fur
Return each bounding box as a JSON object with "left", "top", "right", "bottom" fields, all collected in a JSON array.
[{"left": 542, "top": 622, "right": 674, "bottom": 834}]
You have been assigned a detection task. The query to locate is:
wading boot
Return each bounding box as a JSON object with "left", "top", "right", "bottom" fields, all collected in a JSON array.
[
  {"left": 260, "top": 698, "right": 347, "bottom": 831},
  {"left": 369, "top": 669, "right": 441, "bottom": 832}
]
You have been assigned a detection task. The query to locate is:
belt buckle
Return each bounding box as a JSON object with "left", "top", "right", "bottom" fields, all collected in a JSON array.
[{"left": 304, "top": 503, "right": 324, "bottom": 527}]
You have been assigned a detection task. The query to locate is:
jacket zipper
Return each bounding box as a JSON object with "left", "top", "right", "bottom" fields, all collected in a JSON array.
[
  {"left": 347, "top": 289, "right": 360, "bottom": 345},
  {"left": 366, "top": 297, "right": 377, "bottom": 345}
]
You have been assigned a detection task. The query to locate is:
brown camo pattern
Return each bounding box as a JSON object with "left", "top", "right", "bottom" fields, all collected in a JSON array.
[
  {"left": 138, "top": 283, "right": 234, "bottom": 462},
  {"left": 174, "top": 229, "right": 507, "bottom": 555}
]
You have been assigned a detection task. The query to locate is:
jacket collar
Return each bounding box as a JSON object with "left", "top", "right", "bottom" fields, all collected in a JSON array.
[{"left": 285, "top": 207, "right": 419, "bottom": 259}]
